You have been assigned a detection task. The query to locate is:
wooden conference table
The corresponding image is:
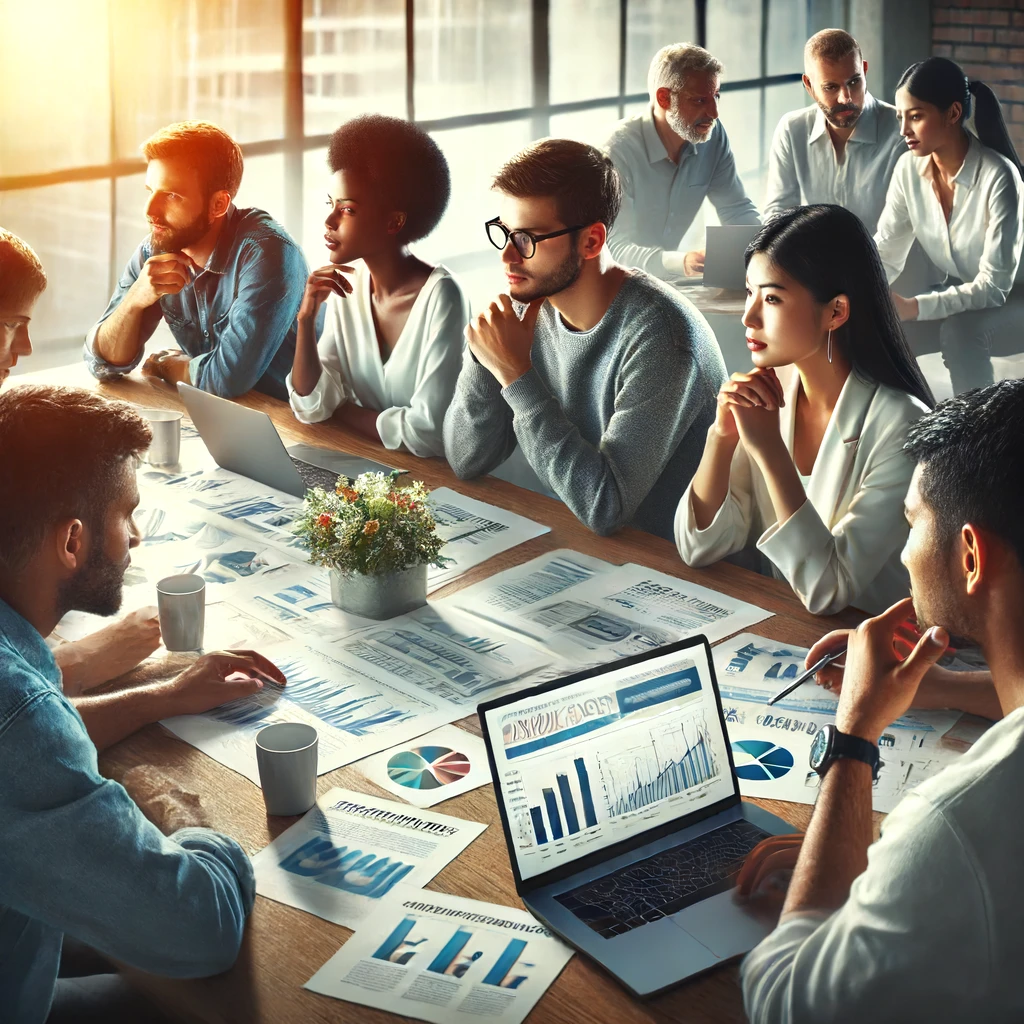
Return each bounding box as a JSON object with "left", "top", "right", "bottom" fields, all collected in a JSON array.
[{"left": 18, "top": 363, "right": 864, "bottom": 1024}]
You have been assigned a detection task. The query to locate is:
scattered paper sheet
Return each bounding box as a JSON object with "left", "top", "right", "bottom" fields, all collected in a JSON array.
[
  {"left": 305, "top": 886, "right": 573, "bottom": 1024},
  {"left": 162, "top": 639, "right": 462, "bottom": 783},
  {"left": 463, "top": 562, "right": 771, "bottom": 664},
  {"left": 355, "top": 725, "right": 493, "bottom": 808},
  {"left": 252, "top": 789, "right": 486, "bottom": 928},
  {"left": 426, "top": 488, "right": 550, "bottom": 592},
  {"left": 712, "top": 633, "right": 967, "bottom": 812}
]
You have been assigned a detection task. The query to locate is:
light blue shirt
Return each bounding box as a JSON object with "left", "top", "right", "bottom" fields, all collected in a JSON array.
[
  {"left": 602, "top": 107, "right": 760, "bottom": 279},
  {"left": 0, "top": 596, "right": 255, "bottom": 1024},
  {"left": 763, "top": 92, "right": 905, "bottom": 232}
]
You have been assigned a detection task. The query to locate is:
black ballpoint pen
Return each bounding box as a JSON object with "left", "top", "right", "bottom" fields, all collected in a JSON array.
[{"left": 766, "top": 647, "right": 847, "bottom": 706}]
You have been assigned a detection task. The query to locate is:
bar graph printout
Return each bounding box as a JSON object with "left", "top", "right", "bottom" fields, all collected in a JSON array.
[
  {"left": 483, "top": 644, "right": 736, "bottom": 881},
  {"left": 252, "top": 789, "right": 486, "bottom": 928},
  {"left": 305, "top": 885, "right": 572, "bottom": 1024}
]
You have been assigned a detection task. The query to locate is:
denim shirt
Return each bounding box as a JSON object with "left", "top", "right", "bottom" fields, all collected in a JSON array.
[
  {"left": 84, "top": 205, "right": 307, "bottom": 400},
  {"left": 0, "top": 597, "right": 255, "bottom": 1024}
]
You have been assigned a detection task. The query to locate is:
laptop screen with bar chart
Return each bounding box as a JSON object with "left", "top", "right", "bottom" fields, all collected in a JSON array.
[{"left": 482, "top": 641, "right": 737, "bottom": 883}]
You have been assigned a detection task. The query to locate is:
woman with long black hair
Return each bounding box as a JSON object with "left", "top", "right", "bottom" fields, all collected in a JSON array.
[
  {"left": 675, "top": 204, "right": 934, "bottom": 616},
  {"left": 875, "top": 56, "right": 1024, "bottom": 394}
]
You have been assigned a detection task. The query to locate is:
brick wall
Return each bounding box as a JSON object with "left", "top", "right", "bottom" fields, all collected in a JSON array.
[{"left": 932, "top": 2, "right": 1024, "bottom": 155}]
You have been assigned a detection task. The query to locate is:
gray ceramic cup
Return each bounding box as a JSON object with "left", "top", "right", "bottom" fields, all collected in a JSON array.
[
  {"left": 255, "top": 723, "right": 319, "bottom": 816},
  {"left": 140, "top": 408, "right": 183, "bottom": 466},
  {"left": 157, "top": 573, "right": 206, "bottom": 651}
]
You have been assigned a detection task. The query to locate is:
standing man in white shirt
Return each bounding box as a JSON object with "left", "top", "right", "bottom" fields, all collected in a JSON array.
[
  {"left": 602, "top": 43, "right": 760, "bottom": 281},
  {"left": 740, "top": 378, "right": 1024, "bottom": 1024},
  {"left": 763, "top": 29, "right": 903, "bottom": 231}
]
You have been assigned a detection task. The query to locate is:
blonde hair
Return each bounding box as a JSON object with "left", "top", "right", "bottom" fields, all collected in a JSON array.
[
  {"left": 142, "top": 120, "right": 244, "bottom": 200},
  {"left": 647, "top": 43, "right": 723, "bottom": 100}
]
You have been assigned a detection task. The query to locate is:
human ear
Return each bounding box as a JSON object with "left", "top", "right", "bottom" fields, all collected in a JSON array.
[
  {"left": 962, "top": 525, "right": 984, "bottom": 595},
  {"left": 386, "top": 211, "right": 408, "bottom": 237},
  {"left": 655, "top": 86, "right": 673, "bottom": 112},
  {"left": 581, "top": 222, "right": 607, "bottom": 260},
  {"left": 57, "top": 519, "right": 86, "bottom": 572},
  {"left": 827, "top": 294, "right": 851, "bottom": 331},
  {"left": 208, "top": 189, "right": 232, "bottom": 220}
]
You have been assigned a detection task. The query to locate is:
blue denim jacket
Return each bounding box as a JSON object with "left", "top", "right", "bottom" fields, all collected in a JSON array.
[
  {"left": 0, "top": 597, "right": 255, "bottom": 1024},
  {"left": 84, "top": 205, "right": 307, "bottom": 400}
]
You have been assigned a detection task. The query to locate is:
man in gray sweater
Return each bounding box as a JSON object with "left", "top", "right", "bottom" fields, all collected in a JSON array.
[{"left": 442, "top": 138, "right": 726, "bottom": 540}]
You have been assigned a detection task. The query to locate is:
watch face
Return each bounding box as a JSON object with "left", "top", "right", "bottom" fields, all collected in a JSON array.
[{"left": 810, "top": 726, "right": 831, "bottom": 768}]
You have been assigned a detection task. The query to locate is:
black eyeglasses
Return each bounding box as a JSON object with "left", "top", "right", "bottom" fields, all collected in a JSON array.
[{"left": 485, "top": 216, "right": 586, "bottom": 259}]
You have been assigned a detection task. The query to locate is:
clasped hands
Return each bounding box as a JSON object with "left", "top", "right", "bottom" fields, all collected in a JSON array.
[
  {"left": 713, "top": 366, "right": 787, "bottom": 460},
  {"left": 735, "top": 598, "right": 949, "bottom": 907},
  {"left": 466, "top": 295, "right": 544, "bottom": 388}
]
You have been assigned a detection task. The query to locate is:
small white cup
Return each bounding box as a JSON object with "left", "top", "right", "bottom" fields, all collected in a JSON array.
[
  {"left": 256, "top": 723, "right": 319, "bottom": 816},
  {"left": 140, "top": 408, "right": 183, "bottom": 466},
  {"left": 157, "top": 573, "right": 206, "bottom": 651}
]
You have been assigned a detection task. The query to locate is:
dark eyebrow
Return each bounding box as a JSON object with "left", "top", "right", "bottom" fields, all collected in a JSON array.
[
  {"left": 754, "top": 282, "right": 788, "bottom": 290},
  {"left": 327, "top": 195, "right": 358, "bottom": 204}
]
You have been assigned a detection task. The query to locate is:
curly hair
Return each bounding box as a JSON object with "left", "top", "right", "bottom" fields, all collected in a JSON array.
[
  {"left": 327, "top": 115, "right": 451, "bottom": 243},
  {"left": 0, "top": 229, "right": 47, "bottom": 308}
]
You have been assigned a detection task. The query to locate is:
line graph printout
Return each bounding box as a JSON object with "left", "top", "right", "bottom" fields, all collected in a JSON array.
[
  {"left": 162, "top": 640, "right": 462, "bottom": 783},
  {"left": 483, "top": 644, "right": 735, "bottom": 882},
  {"left": 473, "top": 564, "right": 771, "bottom": 664},
  {"left": 305, "top": 886, "right": 572, "bottom": 1024},
  {"left": 252, "top": 789, "right": 486, "bottom": 928}
]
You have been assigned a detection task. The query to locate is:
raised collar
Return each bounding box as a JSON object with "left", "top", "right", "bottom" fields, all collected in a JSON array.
[
  {"left": 809, "top": 91, "right": 880, "bottom": 147},
  {"left": 0, "top": 595, "right": 60, "bottom": 686},
  {"left": 202, "top": 204, "right": 241, "bottom": 276}
]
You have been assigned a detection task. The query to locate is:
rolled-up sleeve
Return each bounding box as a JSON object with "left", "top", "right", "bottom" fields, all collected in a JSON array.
[
  {"left": 741, "top": 793, "right": 987, "bottom": 1024},
  {"left": 1, "top": 692, "right": 253, "bottom": 978}
]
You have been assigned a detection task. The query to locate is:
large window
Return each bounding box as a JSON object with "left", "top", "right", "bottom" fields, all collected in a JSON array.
[{"left": 0, "top": 0, "right": 814, "bottom": 350}]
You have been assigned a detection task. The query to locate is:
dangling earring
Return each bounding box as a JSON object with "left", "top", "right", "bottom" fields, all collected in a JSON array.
[{"left": 827, "top": 328, "right": 833, "bottom": 364}]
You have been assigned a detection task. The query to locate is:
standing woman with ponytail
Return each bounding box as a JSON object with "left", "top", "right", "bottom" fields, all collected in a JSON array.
[{"left": 874, "top": 57, "right": 1024, "bottom": 394}]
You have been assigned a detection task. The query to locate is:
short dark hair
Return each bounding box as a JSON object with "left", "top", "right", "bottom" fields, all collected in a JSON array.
[
  {"left": 142, "top": 120, "right": 245, "bottom": 200},
  {"left": 493, "top": 139, "right": 622, "bottom": 230},
  {"left": 0, "top": 386, "right": 152, "bottom": 574},
  {"left": 746, "top": 205, "right": 935, "bottom": 409},
  {"left": 0, "top": 229, "right": 47, "bottom": 308},
  {"left": 327, "top": 115, "right": 450, "bottom": 243},
  {"left": 904, "top": 380, "right": 1024, "bottom": 567},
  {"left": 805, "top": 29, "right": 861, "bottom": 66}
]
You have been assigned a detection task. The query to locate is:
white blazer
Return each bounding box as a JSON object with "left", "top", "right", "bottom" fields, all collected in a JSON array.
[{"left": 675, "top": 371, "right": 930, "bottom": 616}]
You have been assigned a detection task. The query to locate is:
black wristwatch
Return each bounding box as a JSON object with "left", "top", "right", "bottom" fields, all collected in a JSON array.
[{"left": 809, "top": 724, "right": 882, "bottom": 780}]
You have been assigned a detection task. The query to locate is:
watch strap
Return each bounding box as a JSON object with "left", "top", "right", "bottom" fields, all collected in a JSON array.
[{"left": 832, "top": 730, "right": 882, "bottom": 780}]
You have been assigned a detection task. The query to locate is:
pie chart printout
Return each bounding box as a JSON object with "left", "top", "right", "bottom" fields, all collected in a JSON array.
[
  {"left": 730, "top": 739, "right": 795, "bottom": 782},
  {"left": 386, "top": 746, "right": 473, "bottom": 791}
]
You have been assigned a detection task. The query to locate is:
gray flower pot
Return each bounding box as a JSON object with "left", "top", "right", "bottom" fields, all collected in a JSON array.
[{"left": 329, "top": 563, "right": 428, "bottom": 620}]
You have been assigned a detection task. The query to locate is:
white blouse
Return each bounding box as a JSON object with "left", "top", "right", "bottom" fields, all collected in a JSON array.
[
  {"left": 287, "top": 262, "right": 470, "bottom": 457},
  {"left": 874, "top": 132, "right": 1024, "bottom": 321}
]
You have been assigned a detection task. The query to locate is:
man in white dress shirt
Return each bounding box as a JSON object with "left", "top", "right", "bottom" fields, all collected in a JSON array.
[
  {"left": 602, "top": 43, "right": 759, "bottom": 281},
  {"left": 739, "top": 379, "right": 1024, "bottom": 1023},
  {"left": 763, "top": 29, "right": 903, "bottom": 231}
]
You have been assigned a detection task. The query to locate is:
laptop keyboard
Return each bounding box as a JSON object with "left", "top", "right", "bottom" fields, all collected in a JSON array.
[
  {"left": 554, "top": 818, "right": 771, "bottom": 938},
  {"left": 289, "top": 457, "right": 342, "bottom": 494}
]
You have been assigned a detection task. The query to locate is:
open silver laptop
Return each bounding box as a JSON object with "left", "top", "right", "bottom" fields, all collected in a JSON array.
[
  {"left": 479, "top": 636, "right": 793, "bottom": 998},
  {"left": 702, "top": 225, "right": 761, "bottom": 290},
  {"left": 176, "top": 382, "right": 397, "bottom": 498}
]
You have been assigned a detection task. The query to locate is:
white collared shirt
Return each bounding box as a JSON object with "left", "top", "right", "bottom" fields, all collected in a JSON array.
[
  {"left": 287, "top": 262, "right": 469, "bottom": 458},
  {"left": 602, "top": 107, "right": 760, "bottom": 279},
  {"left": 763, "top": 93, "right": 905, "bottom": 232},
  {"left": 874, "top": 132, "right": 1024, "bottom": 320}
]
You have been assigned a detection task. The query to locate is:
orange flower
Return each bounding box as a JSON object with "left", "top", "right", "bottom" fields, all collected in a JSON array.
[
  {"left": 337, "top": 485, "right": 360, "bottom": 502},
  {"left": 317, "top": 513, "right": 332, "bottom": 528},
  {"left": 363, "top": 519, "right": 380, "bottom": 536}
]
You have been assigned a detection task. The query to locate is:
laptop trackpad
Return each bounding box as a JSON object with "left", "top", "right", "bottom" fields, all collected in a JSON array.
[
  {"left": 287, "top": 443, "right": 395, "bottom": 477},
  {"left": 668, "top": 890, "right": 774, "bottom": 959}
]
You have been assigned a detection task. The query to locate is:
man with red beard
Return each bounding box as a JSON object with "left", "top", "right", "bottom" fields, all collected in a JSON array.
[{"left": 86, "top": 120, "right": 307, "bottom": 399}]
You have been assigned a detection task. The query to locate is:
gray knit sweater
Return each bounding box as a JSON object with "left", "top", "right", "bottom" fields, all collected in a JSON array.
[{"left": 442, "top": 270, "right": 726, "bottom": 540}]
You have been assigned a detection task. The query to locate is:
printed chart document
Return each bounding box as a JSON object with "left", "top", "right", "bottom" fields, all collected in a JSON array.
[
  {"left": 426, "top": 488, "right": 550, "bottom": 592},
  {"left": 467, "top": 563, "right": 771, "bottom": 664},
  {"left": 252, "top": 789, "right": 486, "bottom": 928},
  {"left": 712, "top": 633, "right": 965, "bottom": 812},
  {"left": 162, "top": 639, "right": 462, "bottom": 783},
  {"left": 356, "top": 725, "right": 492, "bottom": 809},
  {"left": 305, "top": 886, "right": 573, "bottom": 1024}
]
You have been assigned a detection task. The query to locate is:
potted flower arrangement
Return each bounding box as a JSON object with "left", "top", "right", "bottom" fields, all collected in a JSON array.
[{"left": 294, "top": 470, "right": 446, "bottom": 620}]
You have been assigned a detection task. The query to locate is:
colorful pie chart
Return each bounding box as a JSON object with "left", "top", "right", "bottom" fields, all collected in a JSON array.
[
  {"left": 386, "top": 746, "right": 472, "bottom": 791},
  {"left": 730, "top": 739, "right": 794, "bottom": 781}
]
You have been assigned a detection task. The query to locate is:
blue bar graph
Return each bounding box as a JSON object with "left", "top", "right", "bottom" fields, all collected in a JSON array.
[
  {"left": 427, "top": 928, "right": 473, "bottom": 974},
  {"left": 556, "top": 774, "right": 580, "bottom": 835},
  {"left": 530, "top": 806, "right": 548, "bottom": 845},
  {"left": 574, "top": 758, "right": 598, "bottom": 828},
  {"left": 543, "top": 788, "right": 564, "bottom": 840},
  {"left": 373, "top": 916, "right": 417, "bottom": 961},
  {"left": 483, "top": 939, "right": 529, "bottom": 986}
]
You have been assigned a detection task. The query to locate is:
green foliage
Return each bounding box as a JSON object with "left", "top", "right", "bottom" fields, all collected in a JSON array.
[{"left": 294, "top": 470, "right": 447, "bottom": 576}]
